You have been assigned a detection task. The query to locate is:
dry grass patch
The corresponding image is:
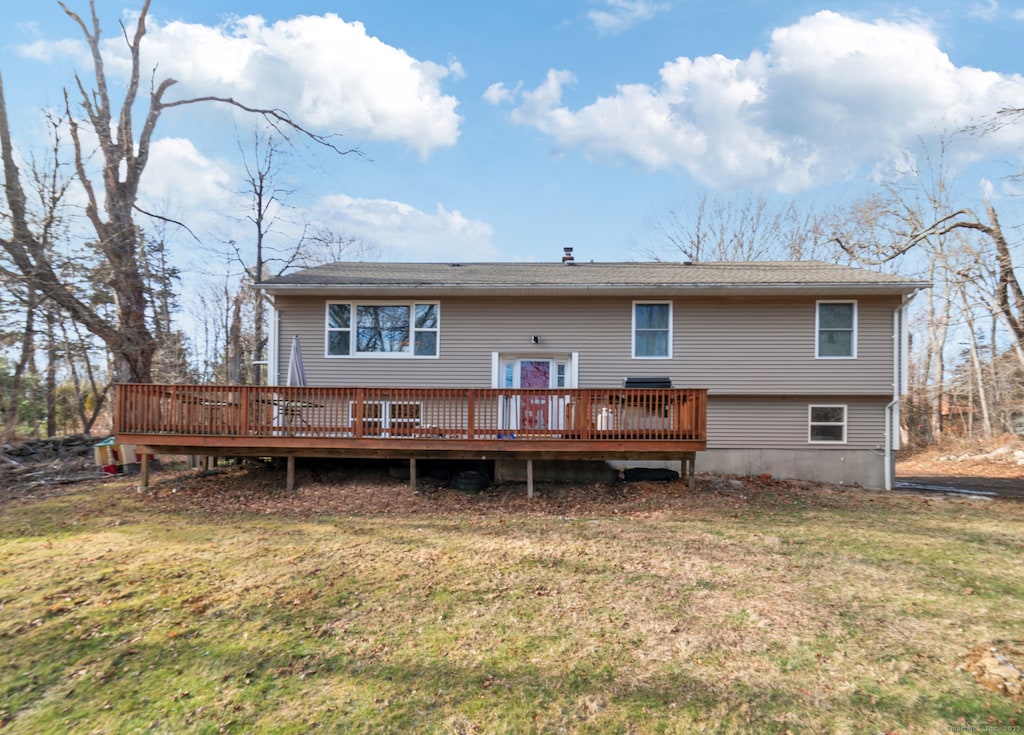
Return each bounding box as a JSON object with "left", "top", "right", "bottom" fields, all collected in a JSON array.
[{"left": 1, "top": 464, "right": 1022, "bottom": 733}]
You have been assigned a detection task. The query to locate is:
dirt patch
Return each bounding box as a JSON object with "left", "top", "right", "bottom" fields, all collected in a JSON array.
[{"left": 961, "top": 641, "right": 1024, "bottom": 702}]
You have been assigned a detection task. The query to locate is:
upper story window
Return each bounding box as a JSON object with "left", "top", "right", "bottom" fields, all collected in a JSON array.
[
  {"left": 326, "top": 302, "right": 439, "bottom": 357},
  {"left": 633, "top": 301, "right": 672, "bottom": 359},
  {"left": 816, "top": 301, "right": 857, "bottom": 359}
]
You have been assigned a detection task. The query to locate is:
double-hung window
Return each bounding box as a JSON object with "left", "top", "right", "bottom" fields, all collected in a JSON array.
[
  {"left": 633, "top": 302, "right": 672, "bottom": 358},
  {"left": 808, "top": 405, "right": 847, "bottom": 443},
  {"left": 816, "top": 301, "right": 856, "bottom": 358},
  {"left": 326, "top": 302, "right": 439, "bottom": 357}
]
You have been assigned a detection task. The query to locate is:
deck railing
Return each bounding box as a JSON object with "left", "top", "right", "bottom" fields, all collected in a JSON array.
[{"left": 115, "top": 384, "right": 707, "bottom": 444}]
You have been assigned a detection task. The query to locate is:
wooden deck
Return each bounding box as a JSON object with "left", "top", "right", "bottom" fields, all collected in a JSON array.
[{"left": 114, "top": 384, "right": 707, "bottom": 492}]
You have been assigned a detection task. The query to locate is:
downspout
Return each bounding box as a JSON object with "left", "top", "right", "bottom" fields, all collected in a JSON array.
[
  {"left": 885, "top": 292, "right": 918, "bottom": 490},
  {"left": 267, "top": 295, "right": 280, "bottom": 386}
]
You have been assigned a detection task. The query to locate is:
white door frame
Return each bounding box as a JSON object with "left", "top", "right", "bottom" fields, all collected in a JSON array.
[{"left": 491, "top": 352, "right": 578, "bottom": 431}]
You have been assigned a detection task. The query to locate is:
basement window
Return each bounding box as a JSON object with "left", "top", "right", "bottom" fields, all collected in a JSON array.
[{"left": 809, "top": 405, "right": 847, "bottom": 443}]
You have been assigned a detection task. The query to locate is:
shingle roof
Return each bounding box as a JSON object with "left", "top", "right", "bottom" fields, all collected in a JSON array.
[{"left": 259, "top": 260, "right": 929, "bottom": 295}]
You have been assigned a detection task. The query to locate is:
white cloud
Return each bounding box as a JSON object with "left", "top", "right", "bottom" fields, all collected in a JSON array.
[
  {"left": 483, "top": 82, "right": 515, "bottom": 105},
  {"left": 498, "top": 10, "right": 1024, "bottom": 190},
  {"left": 139, "top": 140, "right": 494, "bottom": 264},
  {"left": 313, "top": 194, "right": 496, "bottom": 261},
  {"left": 588, "top": 0, "right": 672, "bottom": 36},
  {"left": 448, "top": 58, "right": 467, "bottom": 80},
  {"left": 21, "top": 12, "right": 462, "bottom": 159},
  {"left": 141, "top": 138, "right": 236, "bottom": 218},
  {"left": 15, "top": 37, "right": 84, "bottom": 62},
  {"left": 138, "top": 138, "right": 261, "bottom": 268},
  {"left": 967, "top": 0, "right": 1000, "bottom": 20}
]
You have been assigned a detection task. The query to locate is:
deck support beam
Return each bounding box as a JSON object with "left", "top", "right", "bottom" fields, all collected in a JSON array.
[
  {"left": 409, "top": 458, "right": 417, "bottom": 493},
  {"left": 139, "top": 452, "right": 150, "bottom": 491},
  {"left": 682, "top": 452, "right": 696, "bottom": 491},
  {"left": 286, "top": 456, "right": 296, "bottom": 492},
  {"left": 527, "top": 459, "right": 534, "bottom": 499}
]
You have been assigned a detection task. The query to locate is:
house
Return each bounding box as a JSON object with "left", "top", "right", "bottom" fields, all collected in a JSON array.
[{"left": 250, "top": 256, "right": 928, "bottom": 490}]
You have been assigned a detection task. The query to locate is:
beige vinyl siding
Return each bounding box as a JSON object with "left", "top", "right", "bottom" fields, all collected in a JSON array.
[
  {"left": 277, "top": 295, "right": 635, "bottom": 388},
  {"left": 277, "top": 296, "right": 488, "bottom": 387},
  {"left": 707, "top": 395, "right": 886, "bottom": 450},
  {"left": 670, "top": 297, "right": 895, "bottom": 394},
  {"left": 274, "top": 293, "right": 900, "bottom": 394}
]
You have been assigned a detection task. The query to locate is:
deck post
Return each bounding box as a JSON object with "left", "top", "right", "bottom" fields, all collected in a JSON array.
[
  {"left": 527, "top": 458, "right": 534, "bottom": 499},
  {"left": 286, "top": 456, "right": 296, "bottom": 492},
  {"left": 139, "top": 451, "right": 150, "bottom": 491},
  {"left": 409, "top": 458, "right": 417, "bottom": 493},
  {"left": 239, "top": 386, "right": 250, "bottom": 436},
  {"left": 683, "top": 452, "right": 696, "bottom": 492}
]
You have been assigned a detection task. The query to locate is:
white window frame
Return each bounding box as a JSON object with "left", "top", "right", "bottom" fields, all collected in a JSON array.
[
  {"left": 494, "top": 355, "right": 575, "bottom": 389},
  {"left": 491, "top": 352, "right": 578, "bottom": 390},
  {"left": 816, "top": 300, "right": 857, "bottom": 359},
  {"left": 325, "top": 302, "right": 352, "bottom": 357},
  {"left": 632, "top": 301, "right": 673, "bottom": 359},
  {"left": 808, "top": 404, "right": 847, "bottom": 444},
  {"left": 324, "top": 301, "right": 440, "bottom": 358}
]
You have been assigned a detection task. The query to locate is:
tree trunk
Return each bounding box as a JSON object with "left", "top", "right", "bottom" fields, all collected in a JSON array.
[
  {"left": 960, "top": 287, "right": 992, "bottom": 439},
  {"left": 227, "top": 292, "right": 243, "bottom": 384},
  {"left": 2, "top": 291, "right": 36, "bottom": 441},
  {"left": 927, "top": 283, "right": 949, "bottom": 442},
  {"left": 45, "top": 309, "right": 57, "bottom": 437}
]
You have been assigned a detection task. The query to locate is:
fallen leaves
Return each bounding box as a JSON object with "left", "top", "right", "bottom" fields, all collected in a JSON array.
[{"left": 133, "top": 460, "right": 860, "bottom": 522}]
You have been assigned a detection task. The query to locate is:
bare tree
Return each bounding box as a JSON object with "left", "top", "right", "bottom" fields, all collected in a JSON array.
[
  {"left": 834, "top": 136, "right": 1024, "bottom": 443},
  {"left": 0, "top": 0, "right": 355, "bottom": 384},
  {"left": 237, "top": 131, "right": 291, "bottom": 385},
  {"left": 0, "top": 108, "right": 77, "bottom": 439},
  {"left": 220, "top": 128, "right": 372, "bottom": 386},
  {"left": 58, "top": 319, "right": 109, "bottom": 433},
  {"left": 911, "top": 205, "right": 1024, "bottom": 362},
  {"left": 0, "top": 288, "right": 38, "bottom": 440},
  {"left": 845, "top": 201, "right": 1024, "bottom": 365},
  {"left": 957, "top": 283, "right": 994, "bottom": 437},
  {"left": 640, "top": 193, "right": 836, "bottom": 262}
]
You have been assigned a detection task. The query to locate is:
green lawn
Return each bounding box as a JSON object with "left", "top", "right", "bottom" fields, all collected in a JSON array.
[{"left": 1, "top": 468, "right": 1022, "bottom": 733}]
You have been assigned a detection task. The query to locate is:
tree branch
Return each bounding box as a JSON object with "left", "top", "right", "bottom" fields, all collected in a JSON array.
[
  {"left": 133, "top": 203, "right": 202, "bottom": 242},
  {"left": 159, "top": 95, "right": 362, "bottom": 156}
]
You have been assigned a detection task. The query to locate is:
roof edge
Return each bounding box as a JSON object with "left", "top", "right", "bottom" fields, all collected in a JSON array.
[{"left": 258, "top": 281, "right": 931, "bottom": 296}]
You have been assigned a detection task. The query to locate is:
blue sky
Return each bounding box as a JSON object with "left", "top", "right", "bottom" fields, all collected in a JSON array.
[{"left": 2, "top": 0, "right": 1024, "bottom": 273}]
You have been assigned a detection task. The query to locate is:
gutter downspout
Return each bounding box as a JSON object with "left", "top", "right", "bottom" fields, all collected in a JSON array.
[
  {"left": 885, "top": 291, "right": 918, "bottom": 490},
  {"left": 267, "top": 295, "right": 280, "bottom": 386}
]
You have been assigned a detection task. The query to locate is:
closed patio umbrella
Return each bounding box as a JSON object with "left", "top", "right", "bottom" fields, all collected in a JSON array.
[{"left": 287, "top": 335, "right": 307, "bottom": 387}]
